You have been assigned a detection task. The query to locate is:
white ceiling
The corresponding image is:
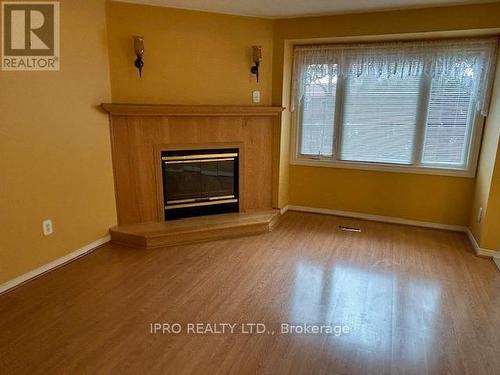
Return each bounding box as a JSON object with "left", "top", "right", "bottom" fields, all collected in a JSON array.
[{"left": 115, "top": 0, "right": 494, "bottom": 18}]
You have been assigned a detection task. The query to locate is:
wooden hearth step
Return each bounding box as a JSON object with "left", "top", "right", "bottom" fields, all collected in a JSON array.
[{"left": 109, "top": 209, "right": 281, "bottom": 249}]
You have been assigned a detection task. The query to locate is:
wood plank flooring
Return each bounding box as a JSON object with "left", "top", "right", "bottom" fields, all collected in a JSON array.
[{"left": 1, "top": 212, "right": 499, "bottom": 374}]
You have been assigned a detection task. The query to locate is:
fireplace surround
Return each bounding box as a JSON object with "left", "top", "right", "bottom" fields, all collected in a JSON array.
[{"left": 101, "top": 104, "right": 283, "bottom": 225}]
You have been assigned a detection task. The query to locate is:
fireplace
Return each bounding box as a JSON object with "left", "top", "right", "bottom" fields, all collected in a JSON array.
[{"left": 161, "top": 148, "right": 239, "bottom": 220}]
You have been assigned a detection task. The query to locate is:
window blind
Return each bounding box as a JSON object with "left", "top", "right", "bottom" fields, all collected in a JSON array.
[
  {"left": 340, "top": 75, "right": 421, "bottom": 164},
  {"left": 421, "top": 77, "right": 474, "bottom": 166}
]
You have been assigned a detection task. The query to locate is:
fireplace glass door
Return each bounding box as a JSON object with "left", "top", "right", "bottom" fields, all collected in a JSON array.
[{"left": 162, "top": 149, "right": 239, "bottom": 220}]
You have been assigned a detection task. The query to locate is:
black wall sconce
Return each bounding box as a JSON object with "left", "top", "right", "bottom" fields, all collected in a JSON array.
[
  {"left": 133, "top": 36, "right": 144, "bottom": 77},
  {"left": 250, "top": 45, "right": 262, "bottom": 82}
]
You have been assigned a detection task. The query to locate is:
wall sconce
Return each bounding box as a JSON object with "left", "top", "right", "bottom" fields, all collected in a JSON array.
[
  {"left": 133, "top": 36, "right": 144, "bottom": 77},
  {"left": 250, "top": 45, "right": 262, "bottom": 82}
]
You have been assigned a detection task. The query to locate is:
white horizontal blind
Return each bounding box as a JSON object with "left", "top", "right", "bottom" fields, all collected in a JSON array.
[
  {"left": 421, "top": 77, "right": 474, "bottom": 166},
  {"left": 300, "top": 64, "right": 337, "bottom": 156},
  {"left": 340, "top": 75, "right": 421, "bottom": 164}
]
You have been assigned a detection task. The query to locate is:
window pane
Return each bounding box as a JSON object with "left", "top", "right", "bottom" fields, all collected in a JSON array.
[
  {"left": 340, "top": 75, "right": 421, "bottom": 164},
  {"left": 300, "top": 64, "right": 337, "bottom": 156},
  {"left": 421, "top": 77, "right": 473, "bottom": 166}
]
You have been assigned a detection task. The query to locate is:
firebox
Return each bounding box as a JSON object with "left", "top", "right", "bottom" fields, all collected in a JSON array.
[{"left": 161, "top": 148, "right": 239, "bottom": 220}]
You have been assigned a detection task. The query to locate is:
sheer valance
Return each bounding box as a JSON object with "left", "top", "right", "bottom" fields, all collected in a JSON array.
[{"left": 292, "top": 38, "right": 498, "bottom": 115}]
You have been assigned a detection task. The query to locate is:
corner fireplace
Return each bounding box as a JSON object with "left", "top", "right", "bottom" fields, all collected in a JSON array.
[{"left": 161, "top": 148, "right": 239, "bottom": 220}]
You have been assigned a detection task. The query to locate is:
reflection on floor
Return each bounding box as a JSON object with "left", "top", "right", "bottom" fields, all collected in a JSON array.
[
  {"left": 291, "top": 261, "right": 441, "bottom": 363},
  {"left": 0, "top": 211, "right": 499, "bottom": 374}
]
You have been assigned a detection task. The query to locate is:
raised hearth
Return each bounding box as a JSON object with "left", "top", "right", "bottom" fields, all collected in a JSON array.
[{"left": 110, "top": 209, "right": 280, "bottom": 248}]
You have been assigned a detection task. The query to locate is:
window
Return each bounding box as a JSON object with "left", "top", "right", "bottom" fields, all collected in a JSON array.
[
  {"left": 421, "top": 77, "right": 474, "bottom": 166},
  {"left": 300, "top": 64, "right": 337, "bottom": 156},
  {"left": 292, "top": 38, "right": 498, "bottom": 176}
]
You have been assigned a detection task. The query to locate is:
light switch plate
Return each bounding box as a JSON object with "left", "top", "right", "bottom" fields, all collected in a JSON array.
[{"left": 252, "top": 91, "right": 260, "bottom": 103}]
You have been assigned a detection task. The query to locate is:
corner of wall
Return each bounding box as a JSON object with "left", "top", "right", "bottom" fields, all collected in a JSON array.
[
  {"left": 469, "top": 52, "right": 500, "bottom": 251},
  {"left": 276, "top": 41, "right": 294, "bottom": 208}
]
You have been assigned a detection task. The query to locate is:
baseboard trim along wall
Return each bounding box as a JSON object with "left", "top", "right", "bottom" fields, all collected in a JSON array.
[
  {"left": 465, "top": 228, "right": 500, "bottom": 258},
  {"left": 494, "top": 257, "right": 500, "bottom": 271},
  {"left": 0, "top": 235, "right": 111, "bottom": 295},
  {"left": 1, "top": 206, "right": 498, "bottom": 295},
  {"left": 287, "top": 205, "right": 465, "bottom": 231},
  {"left": 285, "top": 205, "right": 499, "bottom": 259}
]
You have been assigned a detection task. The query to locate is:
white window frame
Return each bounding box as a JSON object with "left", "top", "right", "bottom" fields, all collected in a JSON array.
[{"left": 291, "top": 67, "right": 485, "bottom": 178}]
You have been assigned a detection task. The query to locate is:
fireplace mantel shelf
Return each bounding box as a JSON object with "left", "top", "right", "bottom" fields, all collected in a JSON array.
[{"left": 101, "top": 103, "right": 284, "bottom": 117}]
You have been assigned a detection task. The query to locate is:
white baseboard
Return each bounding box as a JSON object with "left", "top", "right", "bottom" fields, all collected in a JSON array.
[
  {"left": 280, "top": 205, "right": 289, "bottom": 215},
  {"left": 494, "top": 257, "right": 500, "bottom": 271},
  {"left": 285, "top": 205, "right": 500, "bottom": 259},
  {"left": 465, "top": 228, "right": 500, "bottom": 258},
  {"left": 287, "top": 205, "right": 466, "bottom": 232},
  {"left": 0, "top": 235, "right": 110, "bottom": 295}
]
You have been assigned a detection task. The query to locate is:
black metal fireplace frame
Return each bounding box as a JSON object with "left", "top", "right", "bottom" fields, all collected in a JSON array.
[{"left": 161, "top": 148, "right": 239, "bottom": 220}]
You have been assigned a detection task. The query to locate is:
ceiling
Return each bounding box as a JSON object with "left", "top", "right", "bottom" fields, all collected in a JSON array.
[{"left": 115, "top": 0, "right": 494, "bottom": 18}]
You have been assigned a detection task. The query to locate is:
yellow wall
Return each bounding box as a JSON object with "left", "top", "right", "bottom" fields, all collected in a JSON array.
[
  {"left": 0, "top": 0, "right": 116, "bottom": 284},
  {"left": 481, "top": 148, "right": 500, "bottom": 250},
  {"left": 289, "top": 167, "right": 474, "bottom": 225},
  {"left": 273, "top": 3, "right": 500, "bottom": 226},
  {"left": 470, "top": 53, "right": 500, "bottom": 247},
  {"left": 106, "top": 1, "right": 274, "bottom": 105}
]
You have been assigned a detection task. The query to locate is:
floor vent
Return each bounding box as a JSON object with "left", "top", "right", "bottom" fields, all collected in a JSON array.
[{"left": 339, "top": 226, "right": 361, "bottom": 233}]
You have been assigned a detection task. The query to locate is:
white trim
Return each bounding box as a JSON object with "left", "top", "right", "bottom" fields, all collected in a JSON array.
[
  {"left": 280, "top": 205, "right": 290, "bottom": 215},
  {"left": 286, "top": 205, "right": 500, "bottom": 258},
  {"left": 494, "top": 257, "right": 500, "bottom": 271},
  {"left": 0, "top": 235, "right": 111, "bottom": 295},
  {"left": 287, "top": 205, "right": 465, "bottom": 231},
  {"left": 465, "top": 228, "right": 500, "bottom": 258}
]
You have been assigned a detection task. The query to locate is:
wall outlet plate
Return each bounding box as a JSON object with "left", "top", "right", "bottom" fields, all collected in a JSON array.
[{"left": 42, "top": 219, "right": 53, "bottom": 236}]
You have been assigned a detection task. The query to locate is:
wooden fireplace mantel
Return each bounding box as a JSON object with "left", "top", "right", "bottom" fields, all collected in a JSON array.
[
  {"left": 103, "top": 103, "right": 283, "bottom": 225},
  {"left": 101, "top": 103, "right": 284, "bottom": 117}
]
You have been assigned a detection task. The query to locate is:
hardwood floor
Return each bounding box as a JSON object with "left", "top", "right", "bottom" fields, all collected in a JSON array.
[{"left": 1, "top": 212, "right": 499, "bottom": 374}]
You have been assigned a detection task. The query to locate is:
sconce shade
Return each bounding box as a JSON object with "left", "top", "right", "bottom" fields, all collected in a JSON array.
[
  {"left": 252, "top": 45, "right": 262, "bottom": 63},
  {"left": 250, "top": 46, "right": 262, "bottom": 83},
  {"left": 134, "top": 36, "right": 144, "bottom": 56},
  {"left": 133, "top": 36, "right": 145, "bottom": 77},
  {"left": 250, "top": 46, "right": 263, "bottom": 82}
]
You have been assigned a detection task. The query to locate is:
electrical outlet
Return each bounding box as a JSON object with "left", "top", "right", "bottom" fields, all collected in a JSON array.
[
  {"left": 42, "top": 219, "right": 53, "bottom": 236},
  {"left": 252, "top": 90, "right": 261, "bottom": 103},
  {"left": 477, "top": 207, "right": 483, "bottom": 223}
]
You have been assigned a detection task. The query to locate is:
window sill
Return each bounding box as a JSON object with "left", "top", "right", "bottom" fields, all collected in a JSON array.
[{"left": 290, "top": 157, "right": 476, "bottom": 178}]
